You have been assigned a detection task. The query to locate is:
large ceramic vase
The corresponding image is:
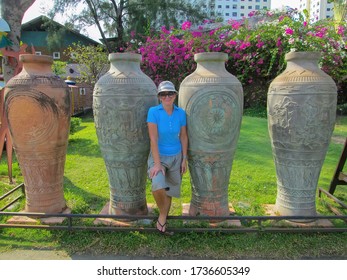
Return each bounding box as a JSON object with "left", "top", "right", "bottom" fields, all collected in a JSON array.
[
  {"left": 93, "top": 53, "right": 157, "bottom": 216},
  {"left": 179, "top": 52, "right": 243, "bottom": 217},
  {"left": 4, "top": 54, "right": 71, "bottom": 213},
  {"left": 267, "top": 51, "right": 337, "bottom": 220}
]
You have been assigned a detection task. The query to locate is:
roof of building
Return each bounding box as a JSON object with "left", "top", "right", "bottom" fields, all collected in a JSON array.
[{"left": 21, "top": 16, "right": 100, "bottom": 46}]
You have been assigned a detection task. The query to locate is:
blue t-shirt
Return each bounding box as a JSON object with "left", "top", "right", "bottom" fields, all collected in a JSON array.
[{"left": 147, "top": 104, "right": 187, "bottom": 156}]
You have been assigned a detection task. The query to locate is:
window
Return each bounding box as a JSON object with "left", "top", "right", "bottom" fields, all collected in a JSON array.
[
  {"left": 248, "top": 5, "right": 252, "bottom": 9},
  {"left": 241, "top": 5, "right": 244, "bottom": 9},
  {"left": 255, "top": 5, "right": 260, "bottom": 9},
  {"left": 35, "top": 51, "right": 42, "bottom": 55},
  {"left": 226, "top": 5, "right": 230, "bottom": 8},
  {"left": 232, "top": 12, "right": 237, "bottom": 17},
  {"left": 256, "top": 0, "right": 260, "bottom": 2},
  {"left": 79, "top": 88, "right": 86, "bottom": 95},
  {"left": 53, "top": 52, "right": 60, "bottom": 59},
  {"left": 241, "top": 13, "right": 244, "bottom": 16},
  {"left": 226, "top": 13, "right": 230, "bottom": 16},
  {"left": 218, "top": 5, "right": 222, "bottom": 8},
  {"left": 218, "top": 12, "right": 222, "bottom": 15},
  {"left": 233, "top": 4, "right": 237, "bottom": 9},
  {"left": 327, "top": 8, "right": 331, "bottom": 11}
]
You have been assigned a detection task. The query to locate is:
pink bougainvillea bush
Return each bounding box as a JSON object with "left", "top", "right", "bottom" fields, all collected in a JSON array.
[{"left": 127, "top": 9, "right": 347, "bottom": 106}]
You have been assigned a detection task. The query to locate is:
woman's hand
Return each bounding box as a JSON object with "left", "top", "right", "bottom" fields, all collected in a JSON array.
[
  {"left": 149, "top": 163, "right": 165, "bottom": 179},
  {"left": 181, "top": 159, "right": 187, "bottom": 175}
]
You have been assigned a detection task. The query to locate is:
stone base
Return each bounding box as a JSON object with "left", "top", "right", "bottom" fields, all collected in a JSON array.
[
  {"left": 264, "top": 204, "right": 334, "bottom": 227},
  {"left": 6, "top": 207, "right": 71, "bottom": 225},
  {"left": 182, "top": 203, "right": 242, "bottom": 227},
  {"left": 93, "top": 202, "right": 155, "bottom": 227}
]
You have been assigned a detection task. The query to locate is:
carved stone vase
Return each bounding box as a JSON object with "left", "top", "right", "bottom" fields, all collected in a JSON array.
[
  {"left": 93, "top": 53, "right": 157, "bottom": 215},
  {"left": 178, "top": 52, "right": 243, "bottom": 217},
  {"left": 267, "top": 51, "right": 337, "bottom": 220},
  {"left": 4, "top": 54, "right": 71, "bottom": 213}
]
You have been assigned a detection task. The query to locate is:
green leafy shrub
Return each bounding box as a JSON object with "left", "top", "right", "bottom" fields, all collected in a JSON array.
[
  {"left": 70, "top": 117, "right": 82, "bottom": 135},
  {"left": 337, "top": 103, "right": 347, "bottom": 115},
  {"left": 243, "top": 106, "right": 267, "bottom": 118}
]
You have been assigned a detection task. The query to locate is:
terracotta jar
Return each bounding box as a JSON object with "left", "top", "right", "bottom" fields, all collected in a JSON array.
[
  {"left": 4, "top": 54, "right": 71, "bottom": 213},
  {"left": 178, "top": 52, "right": 243, "bottom": 217},
  {"left": 267, "top": 51, "right": 337, "bottom": 220},
  {"left": 93, "top": 53, "right": 157, "bottom": 215}
]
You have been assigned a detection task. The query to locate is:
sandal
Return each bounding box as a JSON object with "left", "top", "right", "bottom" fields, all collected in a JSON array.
[{"left": 156, "top": 220, "right": 174, "bottom": 236}]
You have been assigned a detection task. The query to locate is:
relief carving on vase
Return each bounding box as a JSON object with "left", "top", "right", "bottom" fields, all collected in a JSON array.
[
  {"left": 93, "top": 95, "right": 149, "bottom": 152},
  {"left": 186, "top": 87, "right": 241, "bottom": 149},
  {"left": 268, "top": 95, "right": 336, "bottom": 150},
  {"left": 5, "top": 90, "right": 60, "bottom": 145},
  {"left": 189, "top": 152, "right": 232, "bottom": 194}
]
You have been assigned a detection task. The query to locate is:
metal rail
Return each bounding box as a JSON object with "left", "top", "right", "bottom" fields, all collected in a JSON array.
[
  {"left": 1, "top": 184, "right": 346, "bottom": 233},
  {"left": 0, "top": 183, "right": 25, "bottom": 211},
  {"left": 0, "top": 211, "right": 346, "bottom": 233}
]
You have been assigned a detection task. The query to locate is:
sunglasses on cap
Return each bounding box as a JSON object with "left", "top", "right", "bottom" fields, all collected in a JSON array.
[{"left": 158, "top": 91, "right": 176, "bottom": 98}]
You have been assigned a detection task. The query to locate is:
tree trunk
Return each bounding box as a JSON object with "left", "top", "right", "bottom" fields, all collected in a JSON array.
[{"left": 0, "top": 0, "right": 36, "bottom": 82}]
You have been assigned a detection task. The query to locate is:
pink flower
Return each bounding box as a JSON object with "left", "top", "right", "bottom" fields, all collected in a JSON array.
[
  {"left": 181, "top": 21, "right": 192, "bottom": 30},
  {"left": 337, "top": 26, "right": 344, "bottom": 35},
  {"left": 231, "top": 21, "right": 242, "bottom": 30},
  {"left": 228, "top": 40, "right": 237, "bottom": 46},
  {"left": 285, "top": 28, "right": 294, "bottom": 35},
  {"left": 276, "top": 38, "right": 282, "bottom": 47},
  {"left": 239, "top": 41, "right": 251, "bottom": 50},
  {"left": 303, "top": 21, "right": 307, "bottom": 27},
  {"left": 192, "top": 31, "right": 202, "bottom": 38},
  {"left": 248, "top": 11, "right": 256, "bottom": 17},
  {"left": 256, "top": 41, "right": 264, "bottom": 48},
  {"left": 161, "top": 26, "right": 170, "bottom": 34}
]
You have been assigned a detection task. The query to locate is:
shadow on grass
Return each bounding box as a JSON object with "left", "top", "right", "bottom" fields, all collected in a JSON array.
[
  {"left": 67, "top": 138, "right": 102, "bottom": 158},
  {"left": 63, "top": 176, "right": 107, "bottom": 214}
]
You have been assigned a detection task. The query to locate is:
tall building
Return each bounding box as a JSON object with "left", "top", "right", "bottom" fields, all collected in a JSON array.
[
  {"left": 299, "top": 0, "right": 334, "bottom": 22},
  {"left": 200, "top": 0, "right": 272, "bottom": 22}
]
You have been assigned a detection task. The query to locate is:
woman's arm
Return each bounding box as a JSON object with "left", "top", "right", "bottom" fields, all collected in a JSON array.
[
  {"left": 148, "top": 122, "right": 165, "bottom": 178},
  {"left": 180, "top": 125, "right": 188, "bottom": 174}
]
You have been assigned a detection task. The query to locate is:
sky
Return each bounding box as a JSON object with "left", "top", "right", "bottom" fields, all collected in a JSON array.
[{"left": 22, "top": 0, "right": 302, "bottom": 42}]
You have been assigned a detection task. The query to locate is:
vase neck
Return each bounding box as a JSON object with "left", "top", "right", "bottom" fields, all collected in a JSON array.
[
  {"left": 110, "top": 60, "right": 141, "bottom": 72},
  {"left": 287, "top": 58, "right": 319, "bottom": 72},
  {"left": 194, "top": 52, "right": 228, "bottom": 75},
  {"left": 109, "top": 53, "right": 142, "bottom": 72},
  {"left": 20, "top": 54, "right": 53, "bottom": 75},
  {"left": 285, "top": 52, "right": 320, "bottom": 71}
]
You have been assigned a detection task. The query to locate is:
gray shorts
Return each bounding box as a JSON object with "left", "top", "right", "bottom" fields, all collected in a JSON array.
[{"left": 147, "top": 153, "right": 182, "bottom": 198}]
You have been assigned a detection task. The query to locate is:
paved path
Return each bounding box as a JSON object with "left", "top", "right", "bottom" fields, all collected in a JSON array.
[{"left": 0, "top": 249, "right": 159, "bottom": 260}]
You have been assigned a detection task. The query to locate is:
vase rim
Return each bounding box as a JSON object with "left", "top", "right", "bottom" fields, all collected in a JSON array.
[
  {"left": 109, "top": 52, "right": 142, "bottom": 62},
  {"left": 285, "top": 51, "right": 321, "bottom": 61},
  {"left": 19, "top": 54, "right": 53, "bottom": 64},
  {"left": 194, "top": 52, "right": 228, "bottom": 62}
]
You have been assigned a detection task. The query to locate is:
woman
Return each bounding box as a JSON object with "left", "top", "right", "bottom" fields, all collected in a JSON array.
[{"left": 147, "top": 81, "right": 188, "bottom": 235}]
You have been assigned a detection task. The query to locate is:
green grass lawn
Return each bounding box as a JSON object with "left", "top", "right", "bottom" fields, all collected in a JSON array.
[{"left": 0, "top": 114, "right": 346, "bottom": 259}]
